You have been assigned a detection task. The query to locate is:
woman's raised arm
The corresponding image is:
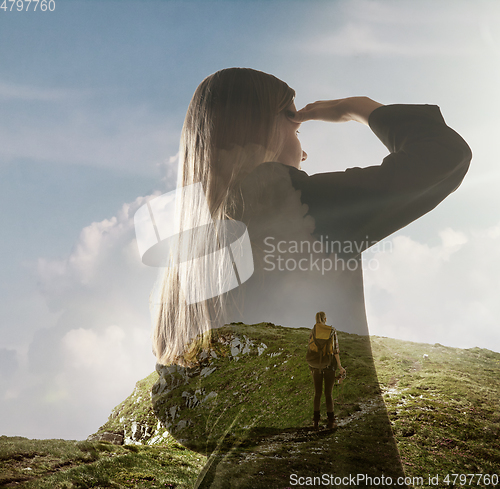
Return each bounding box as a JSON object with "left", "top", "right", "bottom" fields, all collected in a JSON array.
[
  {"left": 292, "top": 96, "right": 383, "bottom": 126},
  {"left": 287, "top": 103, "right": 472, "bottom": 253}
]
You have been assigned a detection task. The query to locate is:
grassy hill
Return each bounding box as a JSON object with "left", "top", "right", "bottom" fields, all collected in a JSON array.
[{"left": 1, "top": 323, "right": 499, "bottom": 488}]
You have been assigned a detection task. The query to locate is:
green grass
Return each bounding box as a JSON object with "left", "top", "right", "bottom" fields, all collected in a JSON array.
[
  {"left": 2, "top": 324, "right": 499, "bottom": 488},
  {"left": 0, "top": 436, "right": 205, "bottom": 488},
  {"left": 371, "top": 337, "right": 500, "bottom": 487}
]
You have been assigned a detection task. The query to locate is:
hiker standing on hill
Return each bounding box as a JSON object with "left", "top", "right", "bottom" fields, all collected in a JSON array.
[{"left": 307, "top": 311, "right": 346, "bottom": 430}]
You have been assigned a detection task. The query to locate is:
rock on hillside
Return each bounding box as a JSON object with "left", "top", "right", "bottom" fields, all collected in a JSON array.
[{"left": 88, "top": 370, "right": 170, "bottom": 446}]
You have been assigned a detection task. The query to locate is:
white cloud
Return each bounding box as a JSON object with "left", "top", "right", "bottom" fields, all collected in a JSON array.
[
  {"left": 302, "top": 22, "right": 480, "bottom": 58},
  {"left": 364, "top": 225, "right": 500, "bottom": 352},
  {"left": 348, "top": 0, "right": 499, "bottom": 26},
  {"left": 298, "top": 0, "right": 499, "bottom": 58},
  {"left": 0, "top": 81, "right": 85, "bottom": 102},
  {"left": 0, "top": 195, "right": 160, "bottom": 439},
  {"left": 439, "top": 228, "right": 468, "bottom": 259},
  {"left": 159, "top": 152, "right": 179, "bottom": 190},
  {"left": 59, "top": 324, "right": 151, "bottom": 399},
  {"left": 62, "top": 325, "right": 127, "bottom": 370},
  {"left": 37, "top": 195, "right": 160, "bottom": 308}
]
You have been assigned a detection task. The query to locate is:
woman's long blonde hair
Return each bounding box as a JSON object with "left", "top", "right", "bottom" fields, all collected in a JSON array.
[{"left": 152, "top": 68, "right": 295, "bottom": 365}]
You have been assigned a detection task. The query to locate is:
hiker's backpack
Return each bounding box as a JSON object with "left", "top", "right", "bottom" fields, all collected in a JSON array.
[{"left": 306, "top": 323, "right": 338, "bottom": 371}]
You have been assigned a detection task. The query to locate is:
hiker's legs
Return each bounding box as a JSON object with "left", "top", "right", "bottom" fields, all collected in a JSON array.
[
  {"left": 311, "top": 368, "right": 323, "bottom": 411},
  {"left": 323, "top": 369, "right": 336, "bottom": 413}
]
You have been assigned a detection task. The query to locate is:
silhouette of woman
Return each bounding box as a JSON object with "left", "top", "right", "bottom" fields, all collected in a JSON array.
[{"left": 150, "top": 68, "right": 472, "bottom": 488}]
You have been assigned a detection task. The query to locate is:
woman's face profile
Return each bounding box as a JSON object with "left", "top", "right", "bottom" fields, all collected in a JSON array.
[{"left": 276, "top": 102, "right": 307, "bottom": 169}]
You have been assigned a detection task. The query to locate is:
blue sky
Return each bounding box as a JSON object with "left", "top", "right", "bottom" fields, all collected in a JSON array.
[{"left": 1, "top": 0, "right": 499, "bottom": 440}]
